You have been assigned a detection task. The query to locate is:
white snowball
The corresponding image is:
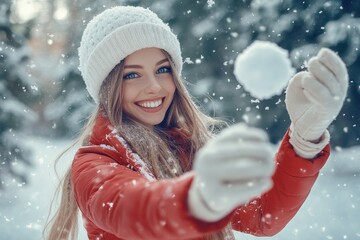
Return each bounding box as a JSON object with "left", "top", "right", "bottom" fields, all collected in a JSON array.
[{"left": 233, "top": 40, "right": 295, "bottom": 99}]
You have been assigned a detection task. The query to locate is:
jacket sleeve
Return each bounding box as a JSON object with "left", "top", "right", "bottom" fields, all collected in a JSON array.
[
  {"left": 71, "top": 147, "right": 230, "bottom": 240},
  {"left": 231, "top": 129, "right": 330, "bottom": 236}
]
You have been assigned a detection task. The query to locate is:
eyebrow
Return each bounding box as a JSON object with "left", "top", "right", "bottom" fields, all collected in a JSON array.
[{"left": 124, "top": 58, "right": 169, "bottom": 69}]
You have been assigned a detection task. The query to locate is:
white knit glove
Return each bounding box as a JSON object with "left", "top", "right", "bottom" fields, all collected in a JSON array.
[
  {"left": 188, "top": 124, "right": 275, "bottom": 222},
  {"left": 285, "top": 48, "right": 348, "bottom": 158}
]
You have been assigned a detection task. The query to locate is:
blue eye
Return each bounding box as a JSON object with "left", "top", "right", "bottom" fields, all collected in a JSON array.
[
  {"left": 157, "top": 66, "right": 172, "bottom": 74},
  {"left": 123, "top": 72, "right": 139, "bottom": 80}
]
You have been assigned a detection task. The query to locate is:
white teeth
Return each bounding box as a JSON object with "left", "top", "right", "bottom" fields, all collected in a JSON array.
[{"left": 138, "top": 99, "right": 162, "bottom": 108}]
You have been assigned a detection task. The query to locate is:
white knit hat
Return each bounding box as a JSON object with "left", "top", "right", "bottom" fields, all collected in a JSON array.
[{"left": 78, "top": 6, "right": 183, "bottom": 103}]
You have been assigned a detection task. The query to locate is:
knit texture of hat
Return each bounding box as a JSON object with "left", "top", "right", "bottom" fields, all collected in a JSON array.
[{"left": 78, "top": 6, "right": 182, "bottom": 103}]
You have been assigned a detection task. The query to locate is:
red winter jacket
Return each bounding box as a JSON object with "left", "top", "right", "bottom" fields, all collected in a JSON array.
[{"left": 72, "top": 113, "right": 330, "bottom": 240}]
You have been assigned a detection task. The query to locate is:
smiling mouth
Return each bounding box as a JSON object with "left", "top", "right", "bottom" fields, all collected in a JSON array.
[{"left": 136, "top": 98, "right": 164, "bottom": 109}]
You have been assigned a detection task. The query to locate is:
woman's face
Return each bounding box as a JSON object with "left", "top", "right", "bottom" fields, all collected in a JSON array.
[{"left": 121, "top": 48, "right": 176, "bottom": 126}]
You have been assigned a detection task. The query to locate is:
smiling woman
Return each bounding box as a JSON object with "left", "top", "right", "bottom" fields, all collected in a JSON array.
[{"left": 43, "top": 5, "right": 348, "bottom": 240}]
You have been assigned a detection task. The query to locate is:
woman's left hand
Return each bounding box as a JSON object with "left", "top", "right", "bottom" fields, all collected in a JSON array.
[{"left": 285, "top": 48, "right": 348, "bottom": 144}]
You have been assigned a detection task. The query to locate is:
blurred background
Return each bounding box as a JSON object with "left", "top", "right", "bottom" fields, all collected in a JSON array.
[{"left": 0, "top": 0, "right": 359, "bottom": 239}]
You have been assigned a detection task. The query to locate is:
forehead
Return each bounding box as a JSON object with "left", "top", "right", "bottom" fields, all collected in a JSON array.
[{"left": 124, "top": 47, "right": 168, "bottom": 65}]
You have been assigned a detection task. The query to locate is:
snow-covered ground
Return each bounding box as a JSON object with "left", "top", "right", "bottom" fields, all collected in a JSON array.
[{"left": 0, "top": 135, "right": 359, "bottom": 240}]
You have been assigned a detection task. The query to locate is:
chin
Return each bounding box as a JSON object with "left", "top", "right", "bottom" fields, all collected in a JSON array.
[{"left": 138, "top": 116, "right": 165, "bottom": 126}]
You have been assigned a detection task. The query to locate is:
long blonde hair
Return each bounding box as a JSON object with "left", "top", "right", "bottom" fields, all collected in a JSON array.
[{"left": 43, "top": 51, "right": 233, "bottom": 240}]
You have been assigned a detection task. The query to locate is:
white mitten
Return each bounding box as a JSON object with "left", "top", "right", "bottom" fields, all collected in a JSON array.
[
  {"left": 285, "top": 48, "right": 348, "bottom": 158},
  {"left": 188, "top": 123, "right": 275, "bottom": 222}
]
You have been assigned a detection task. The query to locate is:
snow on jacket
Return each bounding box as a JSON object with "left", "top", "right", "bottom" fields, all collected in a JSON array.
[{"left": 71, "top": 112, "right": 330, "bottom": 240}]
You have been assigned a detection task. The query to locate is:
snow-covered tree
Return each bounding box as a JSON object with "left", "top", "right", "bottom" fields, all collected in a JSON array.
[{"left": 0, "top": 1, "right": 38, "bottom": 188}]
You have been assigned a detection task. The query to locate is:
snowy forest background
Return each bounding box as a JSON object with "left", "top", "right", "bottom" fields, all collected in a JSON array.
[{"left": 0, "top": 0, "right": 359, "bottom": 239}]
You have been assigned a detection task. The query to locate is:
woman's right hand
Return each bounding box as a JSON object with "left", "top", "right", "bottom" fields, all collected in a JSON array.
[{"left": 188, "top": 123, "right": 275, "bottom": 222}]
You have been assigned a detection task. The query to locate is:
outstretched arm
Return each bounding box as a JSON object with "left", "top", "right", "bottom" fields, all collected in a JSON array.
[
  {"left": 231, "top": 130, "right": 329, "bottom": 236},
  {"left": 72, "top": 148, "right": 230, "bottom": 240},
  {"left": 232, "top": 48, "right": 347, "bottom": 236}
]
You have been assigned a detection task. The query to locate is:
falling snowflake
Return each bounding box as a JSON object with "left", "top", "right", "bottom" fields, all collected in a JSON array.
[{"left": 207, "top": 0, "right": 215, "bottom": 8}]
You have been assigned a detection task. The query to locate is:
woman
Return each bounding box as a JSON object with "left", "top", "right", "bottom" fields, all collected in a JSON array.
[{"left": 44, "top": 6, "right": 348, "bottom": 240}]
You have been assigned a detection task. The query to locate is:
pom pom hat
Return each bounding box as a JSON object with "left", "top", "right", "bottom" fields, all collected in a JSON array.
[{"left": 78, "top": 6, "right": 183, "bottom": 103}]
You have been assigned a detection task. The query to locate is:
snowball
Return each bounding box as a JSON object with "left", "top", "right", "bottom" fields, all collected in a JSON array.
[{"left": 233, "top": 40, "right": 295, "bottom": 99}]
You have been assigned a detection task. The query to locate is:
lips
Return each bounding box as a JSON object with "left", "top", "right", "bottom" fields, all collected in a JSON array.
[
  {"left": 137, "top": 99, "right": 162, "bottom": 108},
  {"left": 136, "top": 98, "right": 164, "bottom": 113}
]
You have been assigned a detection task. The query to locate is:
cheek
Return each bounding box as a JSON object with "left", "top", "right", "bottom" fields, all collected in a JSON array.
[
  {"left": 121, "top": 85, "right": 135, "bottom": 110},
  {"left": 122, "top": 82, "right": 139, "bottom": 98},
  {"left": 166, "top": 79, "right": 176, "bottom": 96}
]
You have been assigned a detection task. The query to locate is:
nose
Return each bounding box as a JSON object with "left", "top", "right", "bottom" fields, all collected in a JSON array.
[{"left": 144, "top": 74, "right": 161, "bottom": 93}]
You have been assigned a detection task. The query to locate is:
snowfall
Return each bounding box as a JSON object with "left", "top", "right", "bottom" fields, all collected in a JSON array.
[{"left": 1, "top": 42, "right": 359, "bottom": 240}]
